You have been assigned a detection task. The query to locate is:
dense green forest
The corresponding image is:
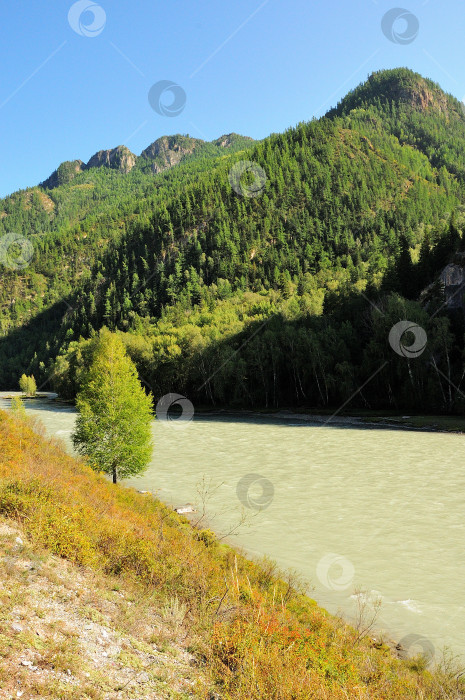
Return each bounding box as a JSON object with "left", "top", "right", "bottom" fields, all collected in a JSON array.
[{"left": 1, "top": 68, "right": 465, "bottom": 413}]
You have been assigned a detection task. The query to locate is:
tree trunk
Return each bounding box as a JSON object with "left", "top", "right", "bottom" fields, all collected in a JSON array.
[{"left": 112, "top": 466, "right": 117, "bottom": 484}]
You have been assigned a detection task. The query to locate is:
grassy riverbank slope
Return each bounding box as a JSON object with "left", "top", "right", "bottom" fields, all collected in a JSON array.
[{"left": 0, "top": 408, "right": 463, "bottom": 699}]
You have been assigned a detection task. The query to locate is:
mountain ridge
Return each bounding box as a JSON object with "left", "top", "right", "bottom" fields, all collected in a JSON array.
[{"left": 40, "top": 132, "right": 254, "bottom": 188}]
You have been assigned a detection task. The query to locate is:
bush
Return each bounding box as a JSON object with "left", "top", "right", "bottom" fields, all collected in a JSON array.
[{"left": 19, "top": 374, "right": 36, "bottom": 397}]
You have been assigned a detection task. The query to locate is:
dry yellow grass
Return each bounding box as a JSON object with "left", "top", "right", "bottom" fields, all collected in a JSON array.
[{"left": 0, "top": 520, "right": 205, "bottom": 699}]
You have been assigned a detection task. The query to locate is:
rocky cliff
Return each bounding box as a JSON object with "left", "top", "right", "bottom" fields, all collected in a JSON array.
[
  {"left": 86, "top": 145, "right": 137, "bottom": 174},
  {"left": 439, "top": 255, "right": 465, "bottom": 309},
  {"left": 140, "top": 135, "right": 204, "bottom": 173}
]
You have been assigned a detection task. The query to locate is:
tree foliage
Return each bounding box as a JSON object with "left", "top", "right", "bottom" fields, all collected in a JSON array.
[
  {"left": 19, "top": 374, "right": 36, "bottom": 397},
  {"left": 72, "top": 330, "right": 153, "bottom": 483}
]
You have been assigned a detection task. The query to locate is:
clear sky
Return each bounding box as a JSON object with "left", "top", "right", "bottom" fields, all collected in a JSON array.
[{"left": 1, "top": 0, "right": 464, "bottom": 197}]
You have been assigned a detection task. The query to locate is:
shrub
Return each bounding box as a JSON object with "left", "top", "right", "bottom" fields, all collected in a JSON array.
[{"left": 19, "top": 374, "right": 36, "bottom": 397}]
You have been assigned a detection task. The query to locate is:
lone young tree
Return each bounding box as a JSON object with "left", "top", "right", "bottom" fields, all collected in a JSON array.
[
  {"left": 72, "top": 330, "right": 153, "bottom": 483},
  {"left": 19, "top": 374, "right": 36, "bottom": 397}
]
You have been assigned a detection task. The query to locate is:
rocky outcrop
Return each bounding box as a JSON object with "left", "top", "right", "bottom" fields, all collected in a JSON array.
[
  {"left": 40, "top": 133, "right": 254, "bottom": 188},
  {"left": 386, "top": 81, "right": 449, "bottom": 114},
  {"left": 174, "top": 504, "right": 196, "bottom": 514},
  {"left": 439, "top": 257, "right": 465, "bottom": 309},
  {"left": 213, "top": 133, "right": 254, "bottom": 148},
  {"left": 41, "top": 160, "right": 85, "bottom": 189},
  {"left": 140, "top": 135, "right": 204, "bottom": 174},
  {"left": 86, "top": 145, "right": 136, "bottom": 174},
  {"left": 41, "top": 147, "right": 136, "bottom": 189}
]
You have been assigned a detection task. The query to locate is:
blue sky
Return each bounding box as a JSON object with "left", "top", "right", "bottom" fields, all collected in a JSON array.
[{"left": 1, "top": 0, "right": 464, "bottom": 197}]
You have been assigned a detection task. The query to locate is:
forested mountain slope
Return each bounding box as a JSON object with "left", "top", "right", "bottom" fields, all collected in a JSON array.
[
  {"left": 0, "top": 132, "right": 253, "bottom": 333},
  {"left": 328, "top": 69, "right": 465, "bottom": 182},
  {"left": 1, "top": 68, "right": 465, "bottom": 413}
]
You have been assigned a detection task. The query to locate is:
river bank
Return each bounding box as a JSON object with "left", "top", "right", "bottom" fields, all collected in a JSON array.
[
  {"left": 191, "top": 406, "right": 465, "bottom": 433},
  {"left": 1, "top": 405, "right": 464, "bottom": 699},
  {"left": 1, "top": 394, "right": 465, "bottom": 666},
  {"left": 2, "top": 391, "right": 462, "bottom": 433}
]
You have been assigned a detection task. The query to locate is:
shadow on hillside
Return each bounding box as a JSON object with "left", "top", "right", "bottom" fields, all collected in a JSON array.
[
  {"left": 0, "top": 296, "right": 74, "bottom": 390},
  {"left": 1, "top": 283, "right": 464, "bottom": 415}
]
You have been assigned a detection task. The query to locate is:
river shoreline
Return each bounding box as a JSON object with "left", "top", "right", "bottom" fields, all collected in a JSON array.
[
  {"left": 1, "top": 395, "right": 462, "bottom": 666},
  {"left": 192, "top": 407, "right": 465, "bottom": 433},
  {"left": 1, "top": 391, "right": 463, "bottom": 433}
]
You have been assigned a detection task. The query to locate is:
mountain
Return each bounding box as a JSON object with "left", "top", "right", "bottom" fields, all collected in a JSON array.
[
  {"left": 40, "top": 159, "right": 86, "bottom": 189},
  {"left": 328, "top": 68, "right": 465, "bottom": 181},
  {"left": 329, "top": 68, "right": 453, "bottom": 115},
  {"left": 86, "top": 145, "right": 137, "bottom": 174},
  {"left": 40, "top": 133, "right": 254, "bottom": 188},
  {"left": 1, "top": 68, "right": 465, "bottom": 413},
  {"left": 140, "top": 135, "right": 204, "bottom": 173}
]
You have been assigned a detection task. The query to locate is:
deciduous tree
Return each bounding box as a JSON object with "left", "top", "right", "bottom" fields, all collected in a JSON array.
[{"left": 72, "top": 329, "right": 153, "bottom": 483}]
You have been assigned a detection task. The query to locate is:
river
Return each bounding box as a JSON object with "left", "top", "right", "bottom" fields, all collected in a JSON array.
[{"left": 1, "top": 395, "right": 464, "bottom": 664}]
